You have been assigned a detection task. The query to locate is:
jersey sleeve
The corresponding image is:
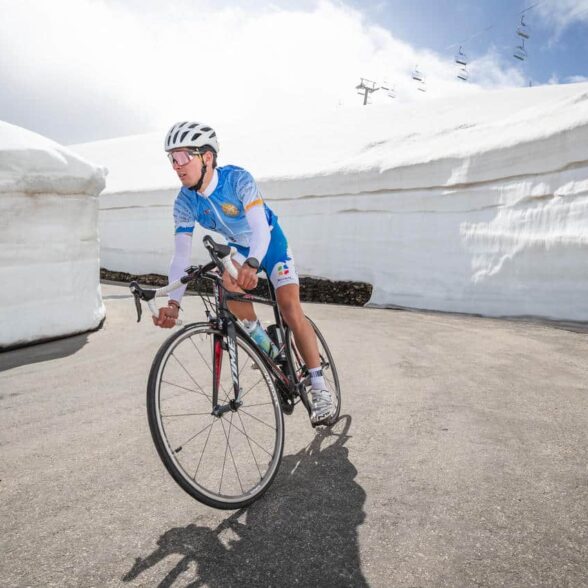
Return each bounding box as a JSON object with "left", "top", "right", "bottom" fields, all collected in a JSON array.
[
  {"left": 234, "top": 169, "right": 264, "bottom": 212},
  {"left": 173, "top": 192, "right": 195, "bottom": 235}
]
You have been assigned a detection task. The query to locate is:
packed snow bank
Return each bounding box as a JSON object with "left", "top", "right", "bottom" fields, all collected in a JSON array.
[
  {"left": 72, "top": 82, "right": 588, "bottom": 321},
  {"left": 0, "top": 121, "right": 106, "bottom": 348}
]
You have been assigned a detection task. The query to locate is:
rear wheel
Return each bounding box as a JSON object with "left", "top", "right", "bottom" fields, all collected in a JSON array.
[
  {"left": 147, "top": 323, "right": 285, "bottom": 509},
  {"left": 288, "top": 316, "right": 341, "bottom": 426}
]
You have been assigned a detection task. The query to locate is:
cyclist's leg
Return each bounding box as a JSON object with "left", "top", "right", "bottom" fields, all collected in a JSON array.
[
  {"left": 272, "top": 265, "right": 336, "bottom": 424},
  {"left": 261, "top": 227, "right": 319, "bottom": 369},
  {"left": 275, "top": 283, "right": 320, "bottom": 369},
  {"left": 263, "top": 229, "right": 336, "bottom": 423}
]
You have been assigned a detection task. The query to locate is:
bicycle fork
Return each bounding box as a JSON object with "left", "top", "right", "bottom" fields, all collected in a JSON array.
[{"left": 211, "top": 322, "right": 242, "bottom": 417}]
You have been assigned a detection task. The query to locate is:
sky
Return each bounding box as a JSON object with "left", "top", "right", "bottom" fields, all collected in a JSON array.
[{"left": 0, "top": 0, "right": 587, "bottom": 145}]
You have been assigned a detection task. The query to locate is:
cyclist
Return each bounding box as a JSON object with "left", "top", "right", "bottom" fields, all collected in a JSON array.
[{"left": 153, "top": 121, "right": 335, "bottom": 425}]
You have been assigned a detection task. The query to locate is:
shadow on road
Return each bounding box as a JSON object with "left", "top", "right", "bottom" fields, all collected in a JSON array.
[
  {"left": 123, "top": 416, "right": 368, "bottom": 587},
  {"left": 0, "top": 332, "right": 90, "bottom": 372}
]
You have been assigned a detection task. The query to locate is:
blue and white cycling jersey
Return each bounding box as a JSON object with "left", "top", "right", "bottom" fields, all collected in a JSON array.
[{"left": 173, "top": 165, "right": 277, "bottom": 247}]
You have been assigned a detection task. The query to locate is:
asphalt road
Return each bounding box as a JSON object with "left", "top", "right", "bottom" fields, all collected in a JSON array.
[{"left": 1, "top": 283, "right": 587, "bottom": 587}]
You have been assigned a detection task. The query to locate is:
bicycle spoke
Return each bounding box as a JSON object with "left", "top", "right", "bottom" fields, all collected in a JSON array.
[
  {"left": 239, "top": 408, "right": 277, "bottom": 431},
  {"left": 171, "top": 353, "right": 212, "bottom": 402},
  {"left": 173, "top": 419, "right": 215, "bottom": 454},
  {"left": 194, "top": 418, "right": 216, "bottom": 481},
  {"left": 189, "top": 334, "right": 233, "bottom": 403},
  {"left": 236, "top": 410, "right": 263, "bottom": 481},
  {"left": 220, "top": 350, "right": 252, "bottom": 405},
  {"left": 189, "top": 335, "right": 214, "bottom": 373},
  {"left": 161, "top": 379, "right": 211, "bottom": 402},
  {"left": 228, "top": 420, "right": 245, "bottom": 494},
  {"left": 219, "top": 414, "right": 244, "bottom": 495},
  {"left": 222, "top": 418, "right": 274, "bottom": 457},
  {"left": 219, "top": 416, "right": 230, "bottom": 494},
  {"left": 162, "top": 412, "right": 213, "bottom": 417},
  {"left": 219, "top": 376, "right": 233, "bottom": 405},
  {"left": 239, "top": 374, "right": 266, "bottom": 400},
  {"left": 237, "top": 352, "right": 248, "bottom": 379}
]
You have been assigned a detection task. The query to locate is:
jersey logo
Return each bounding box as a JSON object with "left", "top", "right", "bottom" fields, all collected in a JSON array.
[
  {"left": 277, "top": 262, "right": 290, "bottom": 276},
  {"left": 221, "top": 203, "right": 240, "bottom": 217}
]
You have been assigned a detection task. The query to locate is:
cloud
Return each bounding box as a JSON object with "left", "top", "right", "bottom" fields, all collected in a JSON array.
[
  {"left": 535, "top": 0, "right": 588, "bottom": 35},
  {"left": 566, "top": 75, "right": 588, "bottom": 83},
  {"left": 0, "top": 0, "right": 528, "bottom": 144}
]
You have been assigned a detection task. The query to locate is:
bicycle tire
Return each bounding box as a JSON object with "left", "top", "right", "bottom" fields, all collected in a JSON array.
[
  {"left": 288, "top": 316, "right": 341, "bottom": 426},
  {"left": 147, "top": 322, "right": 285, "bottom": 509}
]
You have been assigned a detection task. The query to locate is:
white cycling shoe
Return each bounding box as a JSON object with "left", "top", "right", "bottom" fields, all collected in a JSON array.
[{"left": 310, "top": 388, "right": 336, "bottom": 425}]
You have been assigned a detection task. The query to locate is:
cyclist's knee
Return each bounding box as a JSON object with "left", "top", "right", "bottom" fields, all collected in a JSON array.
[{"left": 280, "top": 301, "right": 305, "bottom": 329}]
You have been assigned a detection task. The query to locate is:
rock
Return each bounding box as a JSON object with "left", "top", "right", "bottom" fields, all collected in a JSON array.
[{"left": 100, "top": 269, "right": 372, "bottom": 306}]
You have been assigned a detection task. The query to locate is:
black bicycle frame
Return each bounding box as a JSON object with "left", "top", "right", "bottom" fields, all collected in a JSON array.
[{"left": 202, "top": 271, "right": 310, "bottom": 415}]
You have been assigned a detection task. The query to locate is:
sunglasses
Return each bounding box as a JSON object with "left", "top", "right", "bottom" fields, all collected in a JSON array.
[{"left": 167, "top": 149, "right": 201, "bottom": 166}]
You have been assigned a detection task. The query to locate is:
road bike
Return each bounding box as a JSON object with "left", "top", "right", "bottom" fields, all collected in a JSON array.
[{"left": 130, "top": 235, "right": 341, "bottom": 509}]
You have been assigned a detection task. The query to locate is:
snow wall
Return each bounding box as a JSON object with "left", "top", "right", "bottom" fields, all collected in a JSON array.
[
  {"left": 0, "top": 121, "right": 106, "bottom": 349},
  {"left": 72, "top": 82, "right": 588, "bottom": 321}
]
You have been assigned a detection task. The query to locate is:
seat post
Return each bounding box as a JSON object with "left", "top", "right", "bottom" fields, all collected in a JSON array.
[{"left": 267, "top": 280, "right": 282, "bottom": 325}]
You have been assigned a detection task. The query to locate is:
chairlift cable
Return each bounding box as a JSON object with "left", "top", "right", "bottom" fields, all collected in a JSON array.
[
  {"left": 445, "top": 0, "right": 547, "bottom": 52},
  {"left": 520, "top": 1, "right": 543, "bottom": 15}
]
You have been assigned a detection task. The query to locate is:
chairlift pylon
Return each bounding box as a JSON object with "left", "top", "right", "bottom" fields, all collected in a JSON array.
[
  {"left": 455, "top": 46, "right": 467, "bottom": 66},
  {"left": 517, "top": 15, "right": 530, "bottom": 40}
]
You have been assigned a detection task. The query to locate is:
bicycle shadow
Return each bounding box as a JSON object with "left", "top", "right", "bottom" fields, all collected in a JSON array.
[{"left": 123, "top": 415, "right": 368, "bottom": 587}]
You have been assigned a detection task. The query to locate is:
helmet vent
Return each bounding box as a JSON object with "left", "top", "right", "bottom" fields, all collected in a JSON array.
[
  {"left": 180, "top": 130, "right": 190, "bottom": 142},
  {"left": 201, "top": 126, "right": 211, "bottom": 132},
  {"left": 191, "top": 132, "right": 202, "bottom": 142},
  {"left": 187, "top": 123, "right": 198, "bottom": 129},
  {"left": 172, "top": 129, "right": 181, "bottom": 143}
]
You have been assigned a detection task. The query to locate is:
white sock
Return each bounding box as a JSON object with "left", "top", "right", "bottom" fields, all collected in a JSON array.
[{"left": 309, "top": 367, "right": 326, "bottom": 390}]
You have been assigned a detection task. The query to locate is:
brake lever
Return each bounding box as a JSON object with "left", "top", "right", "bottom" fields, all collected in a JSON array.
[
  {"left": 129, "top": 281, "right": 143, "bottom": 323},
  {"left": 133, "top": 292, "right": 142, "bottom": 322}
]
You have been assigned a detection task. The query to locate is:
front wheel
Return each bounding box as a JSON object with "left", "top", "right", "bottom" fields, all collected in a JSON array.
[
  {"left": 288, "top": 316, "right": 341, "bottom": 426},
  {"left": 147, "top": 322, "right": 285, "bottom": 509}
]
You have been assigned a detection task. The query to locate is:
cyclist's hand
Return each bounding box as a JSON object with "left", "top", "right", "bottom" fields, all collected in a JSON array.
[
  {"left": 237, "top": 265, "right": 258, "bottom": 290},
  {"left": 153, "top": 304, "right": 179, "bottom": 328}
]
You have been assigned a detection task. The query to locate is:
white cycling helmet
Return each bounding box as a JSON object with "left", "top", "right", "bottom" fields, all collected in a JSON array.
[{"left": 164, "top": 121, "right": 220, "bottom": 153}]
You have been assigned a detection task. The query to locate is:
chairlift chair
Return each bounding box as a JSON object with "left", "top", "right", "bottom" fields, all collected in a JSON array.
[
  {"left": 455, "top": 46, "right": 467, "bottom": 66},
  {"left": 517, "top": 15, "right": 530, "bottom": 39},
  {"left": 412, "top": 66, "right": 423, "bottom": 82},
  {"left": 513, "top": 39, "right": 527, "bottom": 61},
  {"left": 457, "top": 66, "right": 468, "bottom": 81},
  {"left": 381, "top": 82, "right": 396, "bottom": 99}
]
